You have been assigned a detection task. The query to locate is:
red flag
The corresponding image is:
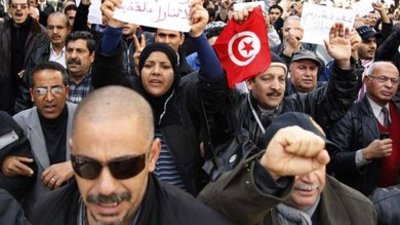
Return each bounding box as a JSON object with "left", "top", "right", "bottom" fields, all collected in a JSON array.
[{"left": 214, "top": 6, "right": 271, "bottom": 88}]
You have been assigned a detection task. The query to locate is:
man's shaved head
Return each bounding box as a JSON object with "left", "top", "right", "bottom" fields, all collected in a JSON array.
[{"left": 72, "top": 86, "right": 154, "bottom": 142}]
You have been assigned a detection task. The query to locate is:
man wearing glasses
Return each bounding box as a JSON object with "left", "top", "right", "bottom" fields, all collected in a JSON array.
[
  {"left": 329, "top": 61, "right": 400, "bottom": 196},
  {"left": 0, "top": 0, "right": 47, "bottom": 115},
  {"left": 31, "top": 86, "right": 233, "bottom": 225},
  {"left": 4, "top": 62, "right": 77, "bottom": 219}
]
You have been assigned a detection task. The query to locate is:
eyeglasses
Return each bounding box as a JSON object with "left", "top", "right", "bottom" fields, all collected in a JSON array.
[
  {"left": 10, "top": 3, "right": 29, "bottom": 9},
  {"left": 34, "top": 86, "right": 65, "bottom": 96},
  {"left": 369, "top": 75, "right": 400, "bottom": 84},
  {"left": 70, "top": 154, "right": 146, "bottom": 180}
]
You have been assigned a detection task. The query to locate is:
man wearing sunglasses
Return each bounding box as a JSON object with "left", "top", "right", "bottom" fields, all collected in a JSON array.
[
  {"left": 4, "top": 61, "right": 77, "bottom": 219},
  {"left": 31, "top": 86, "right": 233, "bottom": 225},
  {"left": 329, "top": 61, "right": 400, "bottom": 196}
]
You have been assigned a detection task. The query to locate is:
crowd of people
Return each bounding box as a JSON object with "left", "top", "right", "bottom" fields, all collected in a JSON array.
[{"left": 0, "top": 0, "right": 400, "bottom": 224}]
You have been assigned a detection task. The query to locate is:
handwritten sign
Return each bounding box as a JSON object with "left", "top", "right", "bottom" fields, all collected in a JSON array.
[
  {"left": 233, "top": 1, "right": 267, "bottom": 12},
  {"left": 88, "top": 0, "right": 102, "bottom": 25},
  {"left": 301, "top": 3, "right": 355, "bottom": 45},
  {"left": 114, "top": 0, "right": 190, "bottom": 32}
]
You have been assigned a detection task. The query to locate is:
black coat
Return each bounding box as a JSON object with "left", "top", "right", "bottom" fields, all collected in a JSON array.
[
  {"left": 31, "top": 176, "right": 235, "bottom": 225},
  {"left": 219, "top": 61, "right": 359, "bottom": 152},
  {"left": 0, "top": 189, "right": 31, "bottom": 225},
  {"left": 328, "top": 97, "right": 400, "bottom": 195},
  {"left": 376, "top": 29, "right": 400, "bottom": 71},
  {"left": 0, "top": 17, "right": 46, "bottom": 114},
  {"left": 0, "top": 111, "right": 36, "bottom": 202},
  {"left": 91, "top": 44, "right": 223, "bottom": 196}
]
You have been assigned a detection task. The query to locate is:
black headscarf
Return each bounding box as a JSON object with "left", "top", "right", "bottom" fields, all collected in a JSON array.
[{"left": 138, "top": 43, "right": 181, "bottom": 127}]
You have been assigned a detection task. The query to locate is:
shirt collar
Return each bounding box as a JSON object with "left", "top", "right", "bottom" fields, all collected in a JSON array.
[
  {"left": 367, "top": 96, "right": 389, "bottom": 119},
  {"left": 50, "top": 44, "right": 66, "bottom": 56}
]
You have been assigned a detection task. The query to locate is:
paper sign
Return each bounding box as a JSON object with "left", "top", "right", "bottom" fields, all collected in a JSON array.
[
  {"left": 233, "top": 1, "right": 267, "bottom": 12},
  {"left": 113, "top": 0, "right": 191, "bottom": 32},
  {"left": 88, "top": 0, "right": 102, "bottom": 25},
  {"left": 301, "top": 3, "right": 355, "bottom": 45}
]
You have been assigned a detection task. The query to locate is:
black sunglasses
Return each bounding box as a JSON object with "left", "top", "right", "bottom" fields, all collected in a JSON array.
[{"left": 70, "top": 154, "right": 146, "bottom": 180}]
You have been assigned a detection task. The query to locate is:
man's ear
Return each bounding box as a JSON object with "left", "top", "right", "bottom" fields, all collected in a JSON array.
[
  {"left": 147, "top": 138, "right": 160, "bottom": 172},
  {"left": 246, "top": 79, "right": 254, "bottom": 91},
  {"left": 363, "top": 75, "right": 370, "bottom": 86}
]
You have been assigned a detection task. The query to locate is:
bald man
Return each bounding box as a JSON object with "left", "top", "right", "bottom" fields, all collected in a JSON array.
[{"left": 31, "top": 86, "right": 234, "bottom": 225}]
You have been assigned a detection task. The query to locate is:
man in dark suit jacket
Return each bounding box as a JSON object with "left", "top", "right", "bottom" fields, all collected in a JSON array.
[{"left": 329, "top": 61, "right": 400, "bottom": 196}]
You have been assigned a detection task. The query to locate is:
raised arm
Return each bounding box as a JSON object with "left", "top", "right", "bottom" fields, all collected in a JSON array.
[
  {"left": 188, "top": 0, "right": 224, "bottom": 80},
  {"left": 199, "top": 125, "right": 329, "bottom": 225},
  {"left": 91, "top": 0, "right": 128, "bottom": 89}
]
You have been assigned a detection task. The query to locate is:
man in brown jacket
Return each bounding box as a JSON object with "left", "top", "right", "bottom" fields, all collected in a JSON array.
[{"left": 199, "top": 112, "right": 377, "bottom": 225}]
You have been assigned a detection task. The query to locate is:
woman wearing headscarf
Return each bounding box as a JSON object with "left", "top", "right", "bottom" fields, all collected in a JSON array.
[{"left": 91, "top": 0, "right": 226, "bottom": 196}]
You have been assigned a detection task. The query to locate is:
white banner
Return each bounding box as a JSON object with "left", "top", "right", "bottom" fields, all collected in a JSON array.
[
  {"left": 88, "top": 0, "right": 102, "bottom": 25},
  {"left": 114, "top": 0, "right": 191, "bottom": 32},
  {"left": 301, "top": 3, "right": 355, "bottom": 45}
]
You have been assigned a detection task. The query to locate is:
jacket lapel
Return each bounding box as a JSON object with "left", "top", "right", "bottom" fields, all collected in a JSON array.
[{"left": 26, "top": 109, "right": 50, "bottom": 169}]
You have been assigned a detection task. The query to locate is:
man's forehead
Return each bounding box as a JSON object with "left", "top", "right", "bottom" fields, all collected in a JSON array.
[
  {"left": 156, "top": 29, "right": 182, "bottom": 36},
  {"left": 11, "top": 0, "right": 28, "bottom": 4},
  {"left": 67, "top": 40, "right": 88, "bottom": 49}
]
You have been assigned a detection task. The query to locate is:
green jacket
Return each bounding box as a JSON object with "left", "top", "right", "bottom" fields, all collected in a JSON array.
[{"left": 198, "top": 153, "right": 377, "bottom": 225}]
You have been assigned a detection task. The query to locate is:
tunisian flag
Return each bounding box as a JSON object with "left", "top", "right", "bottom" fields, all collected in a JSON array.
[{"left": 214, "top": 6, "right": 271, "bottom": 88}]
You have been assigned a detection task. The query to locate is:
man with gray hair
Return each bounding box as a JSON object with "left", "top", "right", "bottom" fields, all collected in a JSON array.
[{"left": 329, "top": 61, "right": 400, "bottom": 196}]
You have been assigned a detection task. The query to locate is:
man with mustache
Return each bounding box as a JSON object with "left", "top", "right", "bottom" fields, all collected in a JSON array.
[
  {"left": 199, "top": 112, "right": 376, "bottom": 225},
  {"left": 4, "top": 62, "right": 77, "bottom": 219},
  {"left": 0, "top": 0, "right": 47, "bottom": 114},
  {"left": 65, "top": 31, "right": 95, "bottom": 104},
  {"left": 204, "top": 9, "right": 360, "bottom": 177},
  {"left": 31, "top": 86, "right": 234, "bottom": 225},
  {"left": 24, "top": 12, "right": 71, "bottom": 87}
]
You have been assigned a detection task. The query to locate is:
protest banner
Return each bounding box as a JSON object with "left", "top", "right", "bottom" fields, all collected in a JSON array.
[
  {"left": 88, "top": 0, "right": 102, "bottom": 25},
  {"left": 113, "top": 0, "right": 191, "bottom": 32},
  {"left": 301, "top": 3, "right": 355, "bottom": 45}
]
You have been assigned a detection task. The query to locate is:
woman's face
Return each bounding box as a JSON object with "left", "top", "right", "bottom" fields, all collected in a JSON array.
[{"left": 140, "top": 52, "right": 175, "bottom": 97}]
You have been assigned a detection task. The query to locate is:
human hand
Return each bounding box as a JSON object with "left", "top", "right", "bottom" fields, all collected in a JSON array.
[
  {"left": 324, "top": 23, "right": 352, "bottom": 70},
  {"left": 41, "top": 161, "right": 73, "bottom": 190},
  {"left": 362, "top": 139, "right": 393, "bottom": 160},
  {"left": 81, "top": 0, "right": 91, "bottom": 5},
  {"left": 101, "top": 0, "right": 123, "bottom": 28},
  {"left": 229, "top": 6, "right": 254, "bottom": 24},
  {"left": 259, "top": 126, "right": 330, "bottom": 181},
  {"left": 1, "top": 156, "right": 34, "bottom": 177},
  {"left": 189, "top": 0, "right": 209, "bottom": 38},
  {"left": 372, "top": 2, "right": 385, "bottom": 12},
  {"left": 350, "top": 28, "right": 361, "bottom": 60},
  {"left": 133, "top": 32, "right": 146, "bottom": 75}
]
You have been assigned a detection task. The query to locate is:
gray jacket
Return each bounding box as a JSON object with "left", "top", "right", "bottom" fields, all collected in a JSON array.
[{"left": 13, "top": 102, "right": 76, "bottom": 218}]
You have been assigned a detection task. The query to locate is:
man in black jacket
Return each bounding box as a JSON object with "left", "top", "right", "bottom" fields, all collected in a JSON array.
[
  {"left": 329, "top": 61, "right": 400, "bottom": 196},
  {"left": 209, "top": 20, "right": 359, "bottom": 153},
  {"left": 32, "top": 86, "right": 234, "bottom": 225},
  {"left": 0, "top": 0, "right": 46, "bottom": 114}
]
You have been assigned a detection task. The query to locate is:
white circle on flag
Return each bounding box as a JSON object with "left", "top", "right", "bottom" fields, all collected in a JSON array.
[{"left": 228, "top": 31, "right": 261, "bottom": 66}]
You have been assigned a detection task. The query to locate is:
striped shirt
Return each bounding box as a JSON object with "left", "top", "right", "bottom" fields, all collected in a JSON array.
[{"left": 153, "top": 129, "right": 186, "bottom": 191}]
